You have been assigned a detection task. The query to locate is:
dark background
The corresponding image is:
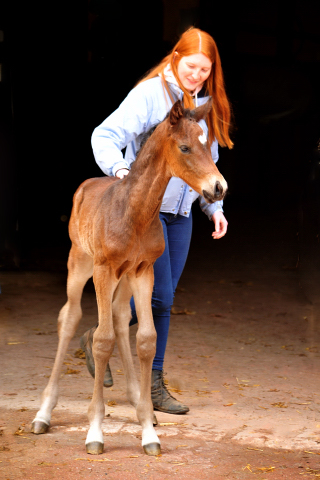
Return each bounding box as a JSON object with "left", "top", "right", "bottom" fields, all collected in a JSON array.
[{"left": 0, "top": 0, "right": 320, "bottom": 271}]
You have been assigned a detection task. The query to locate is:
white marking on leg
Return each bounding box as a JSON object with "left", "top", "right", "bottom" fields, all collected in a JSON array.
[
  {"left": 85, "top": 423, "right": 104, "bottom": 445},
  {"left": 32, "top": 415, "right": 50, "bottom": 426},
  {"left": 33, "top": 396, "right": 56, "bottom": 426},
  {"left": 141, "top": 426, "right": 160, "bottom": 447}
]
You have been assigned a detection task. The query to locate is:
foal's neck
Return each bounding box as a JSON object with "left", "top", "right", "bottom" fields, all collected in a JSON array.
[{"left": 122, "top": 132, "right": 171, "bottom": 230}]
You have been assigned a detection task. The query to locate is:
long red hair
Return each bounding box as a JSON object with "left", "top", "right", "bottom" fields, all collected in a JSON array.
[{"left": 138, "top": 27, "right": 233, "bottom": 149}]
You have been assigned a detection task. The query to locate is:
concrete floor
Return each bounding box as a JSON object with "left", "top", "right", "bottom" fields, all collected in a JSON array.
[{"left": 1, "top": 206, "right": 320, "bottom": 478}]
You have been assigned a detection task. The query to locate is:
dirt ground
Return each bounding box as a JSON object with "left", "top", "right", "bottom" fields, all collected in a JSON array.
[{"left": 1, "top": 206, "right": 320, "bottom": 479}]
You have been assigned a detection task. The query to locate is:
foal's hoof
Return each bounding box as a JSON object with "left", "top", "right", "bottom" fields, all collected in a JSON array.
[
  {"left": 143, "top": 442, "right": 161, "bottom": 456},
  {"left": 31, "top": 420, "right": 49, "bottom": 434},
  {"left": 153, "top": 414, "right": 158, "bottom": 426},
  {"left": 86, "top": 441, "right": 104, "bottom": 455}
]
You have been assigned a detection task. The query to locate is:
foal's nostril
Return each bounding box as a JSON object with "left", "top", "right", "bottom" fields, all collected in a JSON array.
[
  {"left": 215, "top": 181, "right": 223, "bottom": 196},
  {"left": 202, "top": 181, "right": 226, "bottom": 203}
]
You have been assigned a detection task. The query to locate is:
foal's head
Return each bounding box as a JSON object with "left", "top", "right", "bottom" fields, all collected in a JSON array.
[{"left": 164, "top": 99, "right": 228, "bottom": 203}]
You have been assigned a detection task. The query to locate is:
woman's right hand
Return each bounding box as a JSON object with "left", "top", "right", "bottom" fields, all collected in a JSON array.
[{"left": 115, "top": 168, "right": 130, "bottom": 179}]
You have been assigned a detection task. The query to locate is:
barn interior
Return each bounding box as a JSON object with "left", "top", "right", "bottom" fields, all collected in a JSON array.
[{"left": 0, "top": 1, "right": 319, "bottom": 277}]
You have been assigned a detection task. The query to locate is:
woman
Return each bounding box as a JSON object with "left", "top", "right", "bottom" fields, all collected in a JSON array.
[{"left": 81, "top": 27, "right": 233, "bottom": 415}]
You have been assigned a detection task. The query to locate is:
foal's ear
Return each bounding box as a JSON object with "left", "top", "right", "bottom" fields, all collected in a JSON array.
[
  {"left": 169, "top": 100, "right": 185, "bottom": 126},
  {"left": 192, "top": 97, "right": 213, "bottom": 122}
]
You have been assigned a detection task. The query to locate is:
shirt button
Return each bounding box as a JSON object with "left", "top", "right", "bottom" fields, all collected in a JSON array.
[
  {"left": 189, "top": 189, "right": 192, "bottom": 192},
  {"left": 184, "top": 211, "right": 187, "bottom": 215},
  {"left": 172, "top": 209, "right": 175, "bottom": 212}
]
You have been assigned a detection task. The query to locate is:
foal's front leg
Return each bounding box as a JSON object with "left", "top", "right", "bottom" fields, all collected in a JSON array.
[
  {"left": 85, "top": 265, "right": 118, "bottom": 454},
  {"left": 128, "top": 267, "right": 161, "bottom": 456}
]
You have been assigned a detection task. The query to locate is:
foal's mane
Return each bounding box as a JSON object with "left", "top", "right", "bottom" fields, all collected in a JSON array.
[{"left": 137, "top": 124, "right": 159, "bottom": 156}]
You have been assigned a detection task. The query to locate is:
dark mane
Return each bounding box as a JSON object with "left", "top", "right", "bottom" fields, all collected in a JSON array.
[
  {"left": 128, "top": 121, "right": 164, "bottom": 175},
  {"left": 137, "top": 124, "right": 159, "bottom": 155}
]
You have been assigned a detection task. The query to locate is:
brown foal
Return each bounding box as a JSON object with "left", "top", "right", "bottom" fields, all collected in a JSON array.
[{"left": 31, "top": 99, "right": 228, "bottom": 456}]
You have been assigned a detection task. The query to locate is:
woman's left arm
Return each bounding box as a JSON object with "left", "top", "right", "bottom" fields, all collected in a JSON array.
[{"left": 210, "top": 140, "right": 228, "bottom": 238}]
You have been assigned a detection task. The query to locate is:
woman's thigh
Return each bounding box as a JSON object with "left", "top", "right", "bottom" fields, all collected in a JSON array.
[
  {"left": 166, "top": 213, "right": 193, "bottom": 293},
  {"left": 152, "top": 213, "right": 192, "bottom": 311}
]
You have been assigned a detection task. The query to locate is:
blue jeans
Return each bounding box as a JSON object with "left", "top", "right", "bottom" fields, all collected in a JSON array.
[{"left": 130, "top": 212, "right": 193, "bottom": 370}]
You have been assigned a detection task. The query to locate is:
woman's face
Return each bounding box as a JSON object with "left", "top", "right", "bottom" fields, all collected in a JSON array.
[{"left": 177, "top": 53, "right": 212, "bottom": 93}]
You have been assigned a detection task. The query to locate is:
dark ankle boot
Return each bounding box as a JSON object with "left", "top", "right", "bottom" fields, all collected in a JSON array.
[
  {"left": 151, "top": 369, "right": 189, "bottom": 414},
  {"left": 80, "top": 326, "right": 113, "bottom": 388}
]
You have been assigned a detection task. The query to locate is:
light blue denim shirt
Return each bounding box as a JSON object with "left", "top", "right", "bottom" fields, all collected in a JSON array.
[{"left": 91, "top": 77, "right": 223, "bottom": 219}]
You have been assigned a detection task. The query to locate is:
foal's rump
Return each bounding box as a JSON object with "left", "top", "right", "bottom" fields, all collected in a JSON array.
[{"left": 72, "top": 176, "right": 118, "bottom": 218}]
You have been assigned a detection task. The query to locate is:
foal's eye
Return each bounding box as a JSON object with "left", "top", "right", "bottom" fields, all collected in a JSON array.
[{"left": 179, "top": 145, "right": 191, "bottom": 154}]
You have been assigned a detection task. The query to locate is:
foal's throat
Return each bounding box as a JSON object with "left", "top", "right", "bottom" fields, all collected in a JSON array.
[{"left": 123, "top": 149, "right": 171, "bottom": 227}]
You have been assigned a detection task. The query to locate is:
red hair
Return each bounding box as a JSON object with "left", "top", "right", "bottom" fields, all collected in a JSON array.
[{"left": 138, "top": 27, "right": 233, "bottom": 149}]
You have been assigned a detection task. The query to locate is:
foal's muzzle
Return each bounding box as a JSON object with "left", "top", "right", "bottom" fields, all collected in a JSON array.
[{"left": 202, "top": 181, "right": 227, "bottom": 203}]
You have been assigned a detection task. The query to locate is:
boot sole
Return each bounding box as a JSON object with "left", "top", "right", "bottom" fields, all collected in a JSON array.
[{"left": 153, "top": 406, "right": 189, "bottom": 414}]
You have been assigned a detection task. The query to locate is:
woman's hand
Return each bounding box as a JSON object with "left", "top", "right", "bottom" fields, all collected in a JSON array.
[
  {"left": 116, "top": 168, "right": 130, "bottom": 179},
  {"left": 212, "top": 211, "right": 228, "bottom": 239}
]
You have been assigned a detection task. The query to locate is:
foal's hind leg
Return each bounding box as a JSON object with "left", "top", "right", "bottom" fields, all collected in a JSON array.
[
  {"left": 112, "top": 277, "right": 157, "bottom": 424},
  {"left": 32, "top": 244, "right": 93, "bottom": 434},
  {"left": 112, "top": 276, "right": 140, "bottom": 408}
]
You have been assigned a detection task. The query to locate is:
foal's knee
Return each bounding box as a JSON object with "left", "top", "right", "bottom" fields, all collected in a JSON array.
[
  {"left": 92, "top": 330, "right": 116, "bottom": 360},
  {"left": 136, "top": 329, "right": 157, "bottom": 361}
]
